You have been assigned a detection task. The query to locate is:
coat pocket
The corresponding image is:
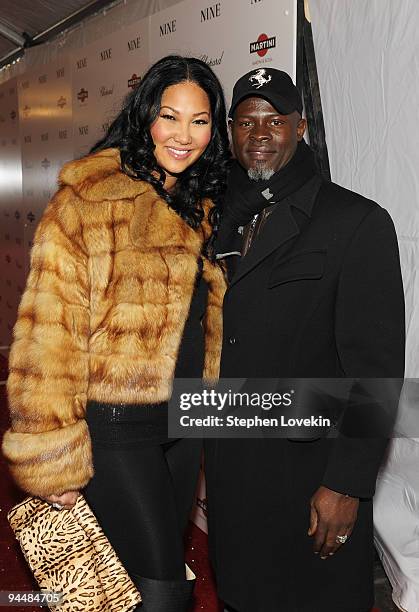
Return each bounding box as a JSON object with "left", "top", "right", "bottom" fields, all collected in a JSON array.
[{"left": 268, "top": 248, "right": 326, "bottom": 288}]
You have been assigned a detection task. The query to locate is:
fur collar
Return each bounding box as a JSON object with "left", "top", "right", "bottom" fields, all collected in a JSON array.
[
  {"left": 59, "top": 148, "right": 212, "bottom": 252},
  {"left": 59, "top": 148, "right": 149, "bottom": 201}
]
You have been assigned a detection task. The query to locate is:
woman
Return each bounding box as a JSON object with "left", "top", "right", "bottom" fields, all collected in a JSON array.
[{"left": 2, "top": 55, "right": 229, "bottom": 611}]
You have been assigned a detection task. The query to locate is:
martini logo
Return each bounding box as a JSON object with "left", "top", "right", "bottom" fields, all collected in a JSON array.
[
  {"left": 27, "top": 211, "right": 35, "bottom": 223},
  {"left": 23, "top": 105, "right": 31, "bottom": 117},
  {"left": 10, "top": 110, "right": 16, "bottom": 120},
  {"left": 41, "top": 158, "right": 51, "bottom": 169},
  {"left": 39, "top": 74, "right": 47, "bottom": 84},
  {"left": 250, "top": 33, "right": 276, "bottom": 57},
  {"left": 128, "top": 73, "right": 141, "bottom": 89},
  {"left": 57, "top": 96, "right": 67, "bottom": 108},
  {"left": 77, "top": 88, "right": 88, "bottom": 103},
  {"left": 57, "top": 67, "right": 65, "bottom": 78},
  {"left": 21, "top": 80, "right": 30, "bottom": 89},
  {"left": 24, "top": 135, "right": 32, "bottom": 143},
  {"left": 59, "top": 129, "right": 68, "bottom": 139},
  {"left": 102, "top": 121, "right": 111, "bottom": 133},
  {"left": 79, "top": 125, "right": 89, "bottom": 136},
  {"left": 41, "top": 132, "right": 49, "bottom": 142}
]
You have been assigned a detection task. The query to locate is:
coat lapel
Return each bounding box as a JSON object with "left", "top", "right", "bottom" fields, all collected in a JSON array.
[{"left": 229, "top": 202, "right": 300, "bottom": 287}]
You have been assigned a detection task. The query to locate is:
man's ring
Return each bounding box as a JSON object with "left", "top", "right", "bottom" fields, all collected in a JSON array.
[
  {"left": 336, "top": 534, "right": 348, "bottom": 544},
  {"left": 52, "top": 502, "right": 64, "bottom": 510}
]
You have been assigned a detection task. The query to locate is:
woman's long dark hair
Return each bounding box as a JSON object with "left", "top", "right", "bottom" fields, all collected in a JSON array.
[{"left": 90, "top": 55, "right": 230, "bottom": 258}]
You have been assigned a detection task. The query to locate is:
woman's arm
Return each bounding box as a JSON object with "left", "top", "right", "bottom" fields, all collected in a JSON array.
[{"left": 2, "top": 186, "right": 94, "bottom": 499}]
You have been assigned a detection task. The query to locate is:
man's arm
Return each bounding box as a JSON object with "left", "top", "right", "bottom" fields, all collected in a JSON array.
[{"left": 310, "top": 205, "right": 405, "bottom": 557}]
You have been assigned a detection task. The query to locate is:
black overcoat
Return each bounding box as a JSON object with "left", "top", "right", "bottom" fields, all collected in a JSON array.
[{"left": 205, "top": 175, "right": 405, "bottom": 612}]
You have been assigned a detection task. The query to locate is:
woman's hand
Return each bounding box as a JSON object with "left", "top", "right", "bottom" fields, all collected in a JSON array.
[{"left": 42, "top": 491, "right": 80, "bottom": 510}]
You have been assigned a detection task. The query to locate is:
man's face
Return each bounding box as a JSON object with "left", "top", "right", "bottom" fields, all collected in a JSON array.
[{"left": 230, "top": 97, "right": 306, "bottom": 179}]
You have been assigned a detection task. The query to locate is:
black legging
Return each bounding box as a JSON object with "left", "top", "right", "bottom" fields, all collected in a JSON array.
[{"left": 83, "top": 437, "right": 202, "bottom": 581}]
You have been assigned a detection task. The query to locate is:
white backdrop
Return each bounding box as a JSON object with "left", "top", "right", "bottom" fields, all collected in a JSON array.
[{"left": 310, "top": 2, "right": 419, "bottom": 610}]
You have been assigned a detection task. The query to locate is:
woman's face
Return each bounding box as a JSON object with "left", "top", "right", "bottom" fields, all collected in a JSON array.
[{"left": 150, "top": 80, "right": 212, "bottom": 190}]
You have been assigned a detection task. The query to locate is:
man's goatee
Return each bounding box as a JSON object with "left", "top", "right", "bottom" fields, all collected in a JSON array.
[{"left": 247, "top": 166, "right": 275, "bottom": 181}]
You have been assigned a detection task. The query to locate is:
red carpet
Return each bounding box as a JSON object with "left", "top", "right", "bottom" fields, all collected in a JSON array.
[{"left": 0, "top": 372, "right": 381, "bottom": 611}]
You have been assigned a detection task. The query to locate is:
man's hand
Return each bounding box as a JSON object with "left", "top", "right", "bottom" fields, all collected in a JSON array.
[
  {"left": 308, "top": 486, "right": 359, "bottom": 559},
  {"left": 42, "top": 491, "right": 80, "bottom": 509}
]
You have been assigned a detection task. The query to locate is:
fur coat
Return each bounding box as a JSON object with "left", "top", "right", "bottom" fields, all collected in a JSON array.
[{"left": 2, "top": 148, "right": 226, "bottom": 497}]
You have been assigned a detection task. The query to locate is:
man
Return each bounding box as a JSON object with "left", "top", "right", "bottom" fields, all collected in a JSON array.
[{"left": 205, "top": 68, "right": 405, "bottom": 611}]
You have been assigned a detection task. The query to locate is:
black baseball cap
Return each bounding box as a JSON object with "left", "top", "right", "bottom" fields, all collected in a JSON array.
[{"left": 229, "top": 68, "right": 303, "bottom": 118}]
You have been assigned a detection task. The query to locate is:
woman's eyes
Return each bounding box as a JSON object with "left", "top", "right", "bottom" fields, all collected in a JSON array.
[{"left": 159, "top": 114, "right": 209, "bottom": 125}]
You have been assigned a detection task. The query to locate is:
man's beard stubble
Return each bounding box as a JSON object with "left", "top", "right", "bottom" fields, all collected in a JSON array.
[{"left": 247, "top": 162, "right": 275, "bottom": 182}]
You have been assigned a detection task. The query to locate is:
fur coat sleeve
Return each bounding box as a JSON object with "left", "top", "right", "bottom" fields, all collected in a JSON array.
[{"left": 2, "top": 186, "right": 93, "bottom": 497}]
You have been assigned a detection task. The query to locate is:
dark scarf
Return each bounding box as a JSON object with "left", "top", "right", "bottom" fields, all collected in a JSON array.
[{"left": 215, "top": 140, "right": 318, "bottom": 255}]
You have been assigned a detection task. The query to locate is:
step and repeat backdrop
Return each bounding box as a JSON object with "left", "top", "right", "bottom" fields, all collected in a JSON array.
[
  {"left": 0, "top": 0, "right": 296, "bottom": 348},
  {"left": 0, "top": 0, "right": 297, "bottom": 530}
]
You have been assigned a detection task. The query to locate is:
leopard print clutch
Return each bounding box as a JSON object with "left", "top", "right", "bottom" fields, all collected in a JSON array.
[{"left": 7, "top": 494, "right": 141, "bottom": 611}]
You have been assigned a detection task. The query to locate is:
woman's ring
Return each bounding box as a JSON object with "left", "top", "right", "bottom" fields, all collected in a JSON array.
[
  {"left": 335, "top": 534, "right": 348, "bottom": 544},
  {"left": 52, "top": 502, "right": 64, "bottom": 510}
]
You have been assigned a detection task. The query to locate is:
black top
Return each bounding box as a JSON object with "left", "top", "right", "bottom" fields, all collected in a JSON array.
[{"left": 86, "top": 259, "right": 208, "bottom": 447}]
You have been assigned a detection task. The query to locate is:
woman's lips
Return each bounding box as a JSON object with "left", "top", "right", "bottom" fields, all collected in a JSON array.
[{"left": 166, "top": 147, "right": 193, "bottom": 160}]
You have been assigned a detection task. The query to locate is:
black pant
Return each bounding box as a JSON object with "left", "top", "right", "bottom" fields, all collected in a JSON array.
[{"left": 83, "top": 437, "right": 201, "bottom": 581}]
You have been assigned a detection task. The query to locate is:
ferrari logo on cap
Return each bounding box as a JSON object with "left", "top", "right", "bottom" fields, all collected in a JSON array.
[{"left": 249, "top": 68, "right": 272, "bottom": 89}]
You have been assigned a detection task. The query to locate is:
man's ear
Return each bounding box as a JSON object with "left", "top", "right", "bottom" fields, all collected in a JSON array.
[{"left": 297, "top": 117, "right": 307, "bottom": 141}]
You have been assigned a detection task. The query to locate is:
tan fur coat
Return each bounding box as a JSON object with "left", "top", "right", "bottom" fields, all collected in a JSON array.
[{"left": 2, "top": 148, "right": 226, "bottom": 497}]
